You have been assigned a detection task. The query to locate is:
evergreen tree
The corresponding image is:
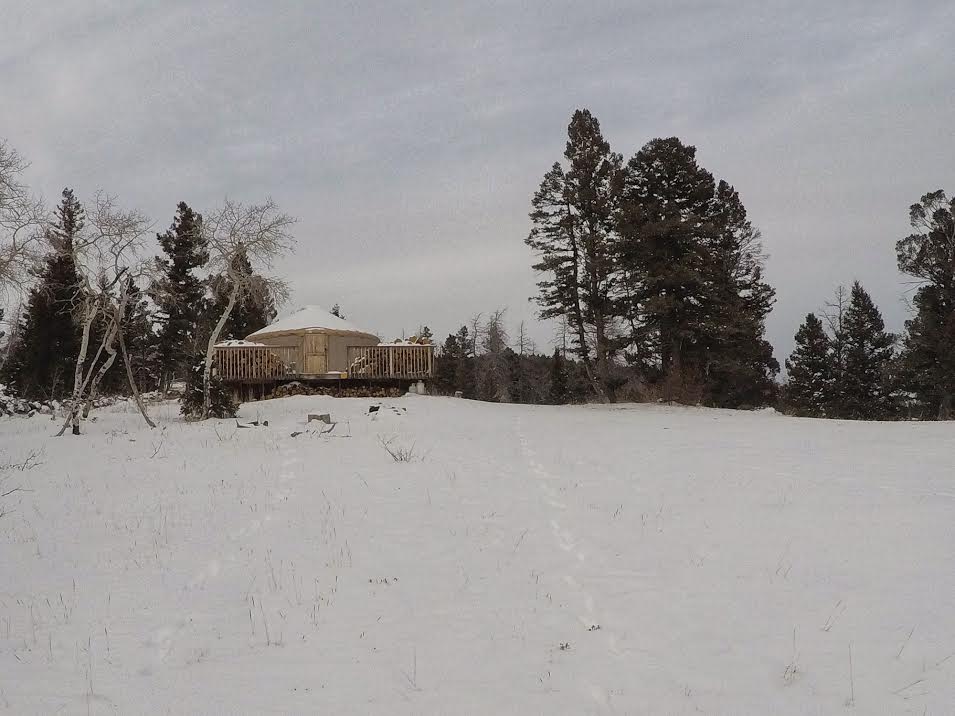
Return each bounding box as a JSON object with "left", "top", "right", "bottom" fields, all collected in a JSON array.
[
  {"left": 116, "top": 278, "right": 160, "bottom": 393},
  {"left": 784, "top": 313, "right": 833, "bottom": 417},
  {"left": 453, "top": 325, "right": 476, "bottom": 398},
  {"left": 822, "top": 285, "right": 850, "bottom": 413},
  {"left": 896, "top": 190, "right": 955, "bottom": 419},
  {"left": 838, "top": 281, "right": 895, "bottom": 419},
  {"left": 476, "top": 309, "right": 512, "bottom": 402},
  {"left": 617, "top": 137, "right": 720, "bottom": 400},
  {"left": 549, "top": 347, "right": 569, "bottom": 404},
  {"left": 617, "top": 139, "right": 778, "bottom": 406},
  {"left": 526, "top": 109, "right": 622, "bottom": 401},
  {"left": 150, "top": 202, "right": 208, "bottom": 390},
  {"left": 433, "top": 332, "right": 461, "bottom": 394},
  {"left": 700, "top": 181, "right": 779, "bottom": 406},
  {"left": 1, "top": 189, "right": 84, "bottom": 399}
]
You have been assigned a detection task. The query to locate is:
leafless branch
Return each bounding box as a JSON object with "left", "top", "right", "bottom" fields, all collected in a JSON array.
[
  {"left": 198, "top": 198, "right": 296, "bottom": 419},
  {"left": 56, "top": 193, "right": 153, "bottom": 435},
  {"left": 0, "top": 140, "right": 45, "bottom": 297}
]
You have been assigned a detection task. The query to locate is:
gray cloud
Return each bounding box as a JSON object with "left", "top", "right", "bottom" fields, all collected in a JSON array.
[{"left": 2, "top": 0, "right": 953, "bottom": 360}]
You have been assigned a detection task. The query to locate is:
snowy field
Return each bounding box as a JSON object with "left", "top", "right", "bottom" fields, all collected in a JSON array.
[{"left": 1, "top": 396, "right": 954, "bottom": 714}]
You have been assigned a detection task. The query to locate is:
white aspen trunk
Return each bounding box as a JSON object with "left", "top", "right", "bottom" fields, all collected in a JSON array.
[
  {"left": 57, "top": 297, "right": 100, "bottom": 436},
  {"left": 82, "top": 319, "right": 119, "bottom": 418},
  {"left": 202, "top": 283, "right": 240, "bottom": 420},
  {"left": 116, "top": 317, "right": 156, "bottom": 429}
]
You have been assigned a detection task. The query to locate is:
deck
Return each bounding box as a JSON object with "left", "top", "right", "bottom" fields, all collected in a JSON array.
[{"left": 214, "top": 343, "right": 434, "bottom": 383}]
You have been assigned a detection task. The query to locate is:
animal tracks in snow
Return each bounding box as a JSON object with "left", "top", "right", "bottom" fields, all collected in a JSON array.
[{"left": 515, "top": 416, "right": 625, "bottom": 705}]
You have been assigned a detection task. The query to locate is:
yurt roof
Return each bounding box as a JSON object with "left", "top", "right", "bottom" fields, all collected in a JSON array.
[{"left": 246, "top": 305, "right": 379, "bottom": 340}]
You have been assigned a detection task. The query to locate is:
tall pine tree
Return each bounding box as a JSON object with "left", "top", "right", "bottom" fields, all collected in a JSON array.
[
  {"left": 150, "top": 202, "right": 208, "bottom": 390},
  {"left": 526, "top": 109, "right": 622, "bottom": 401},
  {"left": 837, "top": 281, "right": 895, "bottom": 419},
  {"left": 700, "top": 180, "right": 778, "bottom": 406},
  {"left": 1, "top": 189, "right": 84, "bottom": 399},
  {"left": 784, "top": 313, "right": 833, "bottom": 417},
  {"left": 617, "top": 138, "right": 777, "bottom": 406},
  {"left": 896, "top": 190, "right": 955, "bottom": 419},
  {"left": 617, "top": 138, "right": 717, "bottom": 400}
]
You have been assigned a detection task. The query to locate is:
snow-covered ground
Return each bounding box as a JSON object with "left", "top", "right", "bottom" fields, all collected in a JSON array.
[{"left": 1, "top": 396, "right": 953, "bottom": 714}]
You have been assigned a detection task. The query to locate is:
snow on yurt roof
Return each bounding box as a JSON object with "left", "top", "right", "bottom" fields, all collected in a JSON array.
[{"left": 246, "top": 305, "right": 378, "bottom": 339}]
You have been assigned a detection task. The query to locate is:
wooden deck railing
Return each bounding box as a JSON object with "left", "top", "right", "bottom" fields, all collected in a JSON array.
[
  {"left": 215, "top": 345, "right": 301, "bottom": 382},
  {"left": 214, "top": 343, "right": 434, "bottom": 382},
  {"left": 347, "top": 344, "right": 434, "bottom": 379}
]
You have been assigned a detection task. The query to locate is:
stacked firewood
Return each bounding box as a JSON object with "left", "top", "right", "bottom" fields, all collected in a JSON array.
[{"left": 269, "top": 382, "right": 402, "bottom": 399}]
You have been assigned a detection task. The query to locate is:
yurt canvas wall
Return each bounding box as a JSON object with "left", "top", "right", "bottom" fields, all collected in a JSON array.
[{"left": 245, "top": 306, "right": 380, "bottom": 374}]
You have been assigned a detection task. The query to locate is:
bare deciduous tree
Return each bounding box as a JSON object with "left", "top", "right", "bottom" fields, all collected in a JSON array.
[
  {"left": 823, "top": 285, "right": 849, "bottom": 364},
  {"left": 515, "top": 320, "right": 536, "bottom": 357},
  {"left": 55, "top": 194, "right": 153, "bottom": 435},
  {"left": 479, "top": 309, "right": 512, "bottom": 403},
  {"left": 0, "top": 141, "right": 45, "bottom": 297},
  {"left": 200, "top": 198, "right": 295, "bottom": 419}
]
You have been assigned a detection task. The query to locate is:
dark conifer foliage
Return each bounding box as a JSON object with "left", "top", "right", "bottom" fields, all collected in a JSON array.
[
  {"left": 432, "top": 314, "right": 593, "bottom": 406},
  {"left": 549, "top": 347, "right": 569, "bottom": 404},
  {"left": 617, "top": 137, "right": 715, "bottom": 396},
  {"left": 476, "top": 309, "right": 512, "bottom": 403},
  {"left": 616, "top": 137, "right": 777, "bottom": 405},
  {"left": 526, "top": 109, "right": 622, "bottom": 401},
  {"left": 118, "top": 278, "right": 160, "bottom": 393},
  {"left": 784, "top": 313, "right": 833, "bottom": 417},
  {"left": 433, "top": 326, "right": 476, "bottom": 398},
  {"left": 896, "top": 190, "right": 955, "bottom": 419},
  {"left": 1, "top": 189, "right": 84, "bottom": 399},
  {"left": 526, "top": 114, "right": 781, "bottom": 407},
  {"left": 700, "top": 181, "right": 779, "bottom": 407},
  {"left": 837, "top": 281, "right": 895, "bottom": 419},
  {"left": 453, "top": 325, "right": 476, "bottom": 398},
  {"left": 150, "top": 202, "right": 208, "bottom": 390},
  {"left": 821, "top": 285, "right": 850, "bottom": 414},
  {"left": 433, "top": 332, "right": 462, "bottom": 394}
]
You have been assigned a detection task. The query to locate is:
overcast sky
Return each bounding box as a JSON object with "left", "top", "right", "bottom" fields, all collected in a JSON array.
[{"left": 3, "top": 1, "right": 953, "bottom": 365}]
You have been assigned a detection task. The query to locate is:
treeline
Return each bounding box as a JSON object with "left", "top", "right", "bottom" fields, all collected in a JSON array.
[
  {"left": 1, "top": 193, "right": 276, "bottom": 404},
  {"left": 785, "top": 190, "right": 955, "bottom": 420},
  {"left": 524, "top": 110, "right": 955, "bottom": 420},
  {"left": 0, "top": 145, "right": 294, "bottom": 426},
  {"left": 430, "top": 311, "right": 593, "bottom": 404},
  {"left": 3, "top": 125, "right": 953, "bottom": 422},
  {"left": 525, "top": 110, "right": 777, "bottom": 408}
]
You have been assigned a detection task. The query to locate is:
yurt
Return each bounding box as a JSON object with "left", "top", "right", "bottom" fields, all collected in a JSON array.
[{"left": 245, "top": 305, "right": 380, "bottom": 375}]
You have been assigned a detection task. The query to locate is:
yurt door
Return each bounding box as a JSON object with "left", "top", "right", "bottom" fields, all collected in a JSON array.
[{"left": 303, "top": 334, "right": 328, "bottom": 374}]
